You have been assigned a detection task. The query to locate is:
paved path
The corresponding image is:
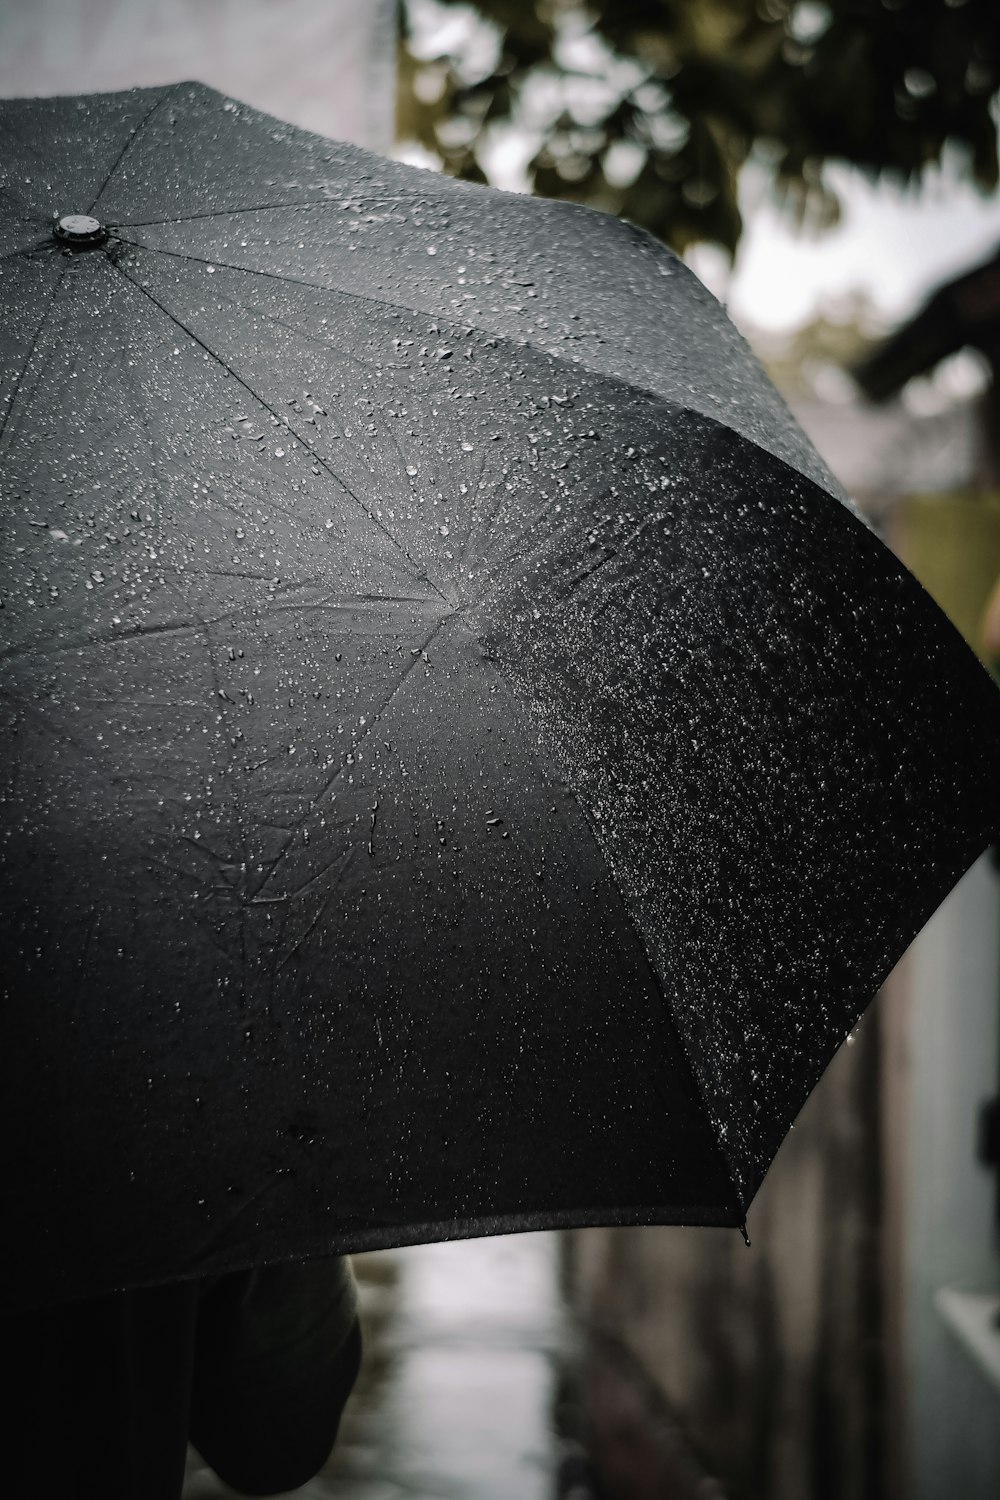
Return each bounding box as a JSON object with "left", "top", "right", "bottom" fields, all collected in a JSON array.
[{"left": 182, "top": 1232, "right": 589, "bottom": 1500}]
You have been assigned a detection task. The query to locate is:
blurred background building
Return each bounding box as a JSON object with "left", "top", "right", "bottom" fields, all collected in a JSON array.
[
  {"left": 394, "top": 6, "right": 1000, "bottom": 1494},
  {"left": 0, "top": 0, "right": 397, "bottom": 151},
  {"left": 3, "top": 2, "right": 999, "bottom": 1497}
]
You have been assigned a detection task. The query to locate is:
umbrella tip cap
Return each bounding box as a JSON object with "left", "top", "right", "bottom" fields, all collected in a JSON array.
[{"left": 53, "top": 213, "right": 108, "bottom": 248}]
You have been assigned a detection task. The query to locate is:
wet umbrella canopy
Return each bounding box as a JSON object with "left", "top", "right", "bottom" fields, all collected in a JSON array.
[{"left": 2, "top": 84, "right": 998, "bottom": 1313}]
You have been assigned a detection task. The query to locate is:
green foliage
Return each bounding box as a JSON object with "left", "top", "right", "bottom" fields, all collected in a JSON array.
[{"left": 397, "top": 0, "right": 1000, "bottom": 254}]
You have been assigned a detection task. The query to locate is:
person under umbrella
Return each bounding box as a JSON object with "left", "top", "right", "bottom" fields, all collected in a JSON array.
[
  {"left": 5, "top": 1259, "right": 360, "bottom": 1497},
  {"left": 3, "top": 82, "right": 1000, "bottom": 1495}
]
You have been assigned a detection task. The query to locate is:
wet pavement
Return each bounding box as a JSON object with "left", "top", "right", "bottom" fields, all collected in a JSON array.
[{"left": 182, "top": 1232, "right": 591, "bottom": 1500}]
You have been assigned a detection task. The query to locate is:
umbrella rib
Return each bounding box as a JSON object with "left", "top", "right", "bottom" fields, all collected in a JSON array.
[
  {"left": 110, "top": 235, "right": 446, "bottom": 318},
  {"left": 108, "top": 198, "right": 370, "bottom": 228},
  {"left": 109, "top": 199, "right": 341, "bottom": 227},
  {"left": 473, "top": 511, "right": 669, "bottom": 620},
  {"left": 461, "top": 486, "right": 572, "bottom": 607},
  {"left": 0, "top": 259, "right": 68, "bottom": 454},
  {"left": 107, "top": 239, "right": 718, "bottom": 490},
  {"left": 108, "top": 192, "right": 441, "bottom": 230},
  {"left": 0, "top": 113, "right": 51, "bottom": 175},
  {"left": 87, "top": 85, "right": 178, "bottom": 216},
  {"left": 273, "top": 873, "right": 349, "bottom": 973},
  {"left": 0, "top": 590, "right": 441, "bottom": 668},
  {"left": 182, "top": 275, "right": 401, "bottom": 373},
  {"left": 251, "top": 613, "right": 449, "bottom": 899},
  {"left": 107, "top": 255, "right": 451, "bottom": 610},
  {"left": 196, "top": 612, "right": 255, "bottom": 899},
  {"left": 456, "top": 610, "right": 747, "bottom": 1222},
  {"left": 0, "top": 240, "right": 60, "bottom": 263},
  {"left": 105, "top": 236, "right": 835, "bottom": 543},
  {"left": 267, "top": 590, "right": 444, "bottom": 611},
  {"left": 0, "top": 610, "right": 234, "bottom": 666},
  {"left": 0, "top": 687, "right": 108, "bottom": 769}
]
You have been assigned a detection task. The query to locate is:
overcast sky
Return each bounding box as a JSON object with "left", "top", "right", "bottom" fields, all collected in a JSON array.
[{"left": 699, "top": 154, "right": 1000, "bottom": 336}]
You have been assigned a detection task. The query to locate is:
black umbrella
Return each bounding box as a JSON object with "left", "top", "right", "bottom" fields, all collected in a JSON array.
[{"left": 2, "top": 83, "right": 998, "bottom": 1314}]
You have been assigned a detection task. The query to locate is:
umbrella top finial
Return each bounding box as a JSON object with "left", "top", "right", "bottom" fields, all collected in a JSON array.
[{"left": 53, "top": 213, "right": 107, "bottom": 248}]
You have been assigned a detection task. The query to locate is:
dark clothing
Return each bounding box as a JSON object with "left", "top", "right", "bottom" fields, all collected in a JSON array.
[
  {"left": 3, "top": 1256, "right": 360, "bottom": 1499},
  {"left": 191, "top": 1256, "right": 360, "bottom": 1495}
]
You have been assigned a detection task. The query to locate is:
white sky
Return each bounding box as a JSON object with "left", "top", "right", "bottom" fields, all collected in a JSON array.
[{"left": 702, "top": 155, "right": 1000, "bottom": 334}]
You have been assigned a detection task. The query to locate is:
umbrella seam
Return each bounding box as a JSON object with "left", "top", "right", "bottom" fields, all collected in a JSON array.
[
  {"left": 0, "top": 258, "right": 68, "bottom": 454},
  {"left": 106, "top": 195, "right": 431, "bottom": 229},
  {"left": 107, "top": 236, "right": 612, "bottom": 370},
  {"left": 9, "top": 77, "right": 841, "bottom": 501},
  {"left": 105, "top": 240, "right": 700, "bottom": 393},
  {"left": 0, "top": 111, "right": 54, "bottom": 177},
  {"left": 195, "top": 613, "right": 257, "bottom": 947},
  {"left": 249, "top": 613, "right": 450, "bottom": 901},
  {"left": 0, "top": 608, "right": 244, "bottom": 666},
  {"left": 108, "top": 236, "right": 847, "bottom": 520},
  {"left": 0, "top": 240, "right": 59, "bottom": 263},
  {"left": 7, "top": 84, "right": 1000, "bottom": 1288},
  {"left": 452, "top": 607, "right": 746, "bottom": 1223},
  {"left": 455, "top": 441, "right": 499, "bottom": 577},
  {"left": 0, "top": 593, "right": 445, "bottom": 673},
  {"left": 87, "top": 85, "right": 179, "bottom": 218},
  {"left": 0, "top": 250, "right": 843, "bottom": 1222},
  {"left": 179, "top": 272, "right": 403, "bottom": 376},
  {"left": 105, "top": 254, "right": 453, "bottom": 612}
]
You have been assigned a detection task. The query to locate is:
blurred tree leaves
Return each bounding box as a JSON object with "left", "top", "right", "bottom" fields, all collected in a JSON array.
[{"left": 397, "top": 0, "right": 1000, "bottom": 255}]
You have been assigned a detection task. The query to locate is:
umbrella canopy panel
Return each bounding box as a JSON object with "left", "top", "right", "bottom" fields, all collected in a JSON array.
[
  {"left": 1, "top": 84, "right": 998, "bottom": 1312},
  {"left": 0, "top": 82, "right": 842, "bottom": 497}
]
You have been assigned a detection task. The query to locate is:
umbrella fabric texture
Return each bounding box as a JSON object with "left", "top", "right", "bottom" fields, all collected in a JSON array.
[{"left": 1, "top": 83, "right": 997, "bottom": 1313}]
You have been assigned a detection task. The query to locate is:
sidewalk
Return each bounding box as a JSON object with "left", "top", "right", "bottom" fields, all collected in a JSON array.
[
  {"left": 181, "top": 1232, "right": 593, "bottom": 1500},
  {"left": 181, "top": 1230, "right": 723, "bottom": 1500}
]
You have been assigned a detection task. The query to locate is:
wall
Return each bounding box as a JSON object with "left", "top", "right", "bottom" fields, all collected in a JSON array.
[
  {"left": 884, "top": 498, "right": 1000, "bottom": 1499},
  {"left": 0, "top": 0, "right": 397, "bottom": 153},
  {"left": 570, "top": 1014, "right": 884, "bottom": 1500},
  {"left": 885, "top": 854, "right": 1000, "bottom": 1500}
]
